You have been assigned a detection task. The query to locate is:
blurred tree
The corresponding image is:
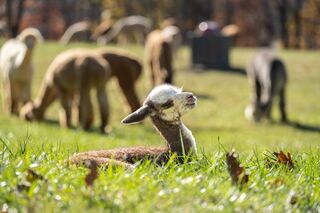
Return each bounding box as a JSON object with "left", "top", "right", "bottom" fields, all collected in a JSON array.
[{"left": 5, "top": 0, "right": 25, "bottom": 38}]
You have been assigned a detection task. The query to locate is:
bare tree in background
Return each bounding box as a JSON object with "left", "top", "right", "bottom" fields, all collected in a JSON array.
[{"left": 5, "top": 0, "right": 25, "bottom": 38}]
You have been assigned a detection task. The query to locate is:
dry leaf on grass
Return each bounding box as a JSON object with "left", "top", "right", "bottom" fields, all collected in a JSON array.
[
  {"left": 264, "top": 151, "right": 295, "bottom": 169},
  {"left": 226, "top": 150, "right": 249, "bottom": 185},
  {"left": 85, "top": 160, "right": 99, "bottom": 187},
  {"left": 273, "top": 151, "right": 294, "bottom": 169}
]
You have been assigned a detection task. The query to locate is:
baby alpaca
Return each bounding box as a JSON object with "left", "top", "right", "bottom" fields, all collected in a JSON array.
[
  {"left": 20, "top": 49, "right": 112, "bottom": 133},
  {"left": 145, "top": 25, "right": 181, "bottom": 86},
  {"left": 245, "top": 48, "right": 288, "bottom": 122},
  {"left": 71, "top": 84, "right": 197, "bottom": 169},
  {"left": 0, "top": 27, "right": 42, "bottom": 115},
  {"left": 97, "top": 48, "right": 142, "bottom": 112}
]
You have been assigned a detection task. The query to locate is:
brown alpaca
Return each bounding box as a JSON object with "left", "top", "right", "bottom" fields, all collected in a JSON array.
[
  {"left": 71, "top": 84, "right": 197, "bottom": 169},
  {"left": 145, "top": 25, "right": 181, "bottom": 86},
  {"left": 97, "top": 48, "right": 142, "bottom": 112},
  {"left": 0, "top": 27, "right": 42, "bottom": 115},
  {"left": 20, "top": 49, "right": 112, "bottom": 133},
  {"left": 245, "top": 48, "right": 288, "bottom": 122}
]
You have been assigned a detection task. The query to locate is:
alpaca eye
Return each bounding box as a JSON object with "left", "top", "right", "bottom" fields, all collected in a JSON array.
[{"left": 161, "top": 100, "right": 174, "bottom": 109}]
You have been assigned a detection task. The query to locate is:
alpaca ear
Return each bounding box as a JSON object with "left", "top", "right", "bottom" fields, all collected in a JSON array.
[{"left": 121, "top": 105, "right": 152, "bottom": 124}]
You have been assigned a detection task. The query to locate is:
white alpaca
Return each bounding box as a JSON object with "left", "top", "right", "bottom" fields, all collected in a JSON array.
[
  {"left": 0, "top": 27, "right": 42, "bottom": 114},
  {"left": 71, "top": 84, "right": 197, "bottom": 169}
]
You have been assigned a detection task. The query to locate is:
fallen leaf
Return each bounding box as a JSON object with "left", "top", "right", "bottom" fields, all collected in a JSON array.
[
  {"left": 273, "top": 151, "right": 294, "bottom": 169},
  {"left": 226, "top": 150, "right": 249, "bottom": 185},
  {"left": 85, "top": 160, "right": 99, "bottom": 187},
  {"left": 26, "top": 169, "right": 44, "bottom": 183}
]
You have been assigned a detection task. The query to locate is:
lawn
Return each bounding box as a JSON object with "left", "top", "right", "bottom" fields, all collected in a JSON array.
[{"left": 0, "top": 41, "right": 319, "bottom": 212}]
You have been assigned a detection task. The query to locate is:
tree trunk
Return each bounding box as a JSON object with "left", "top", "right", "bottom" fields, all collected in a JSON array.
[{"left": 5, "top": 0, "right": 25, "bottom": 38}]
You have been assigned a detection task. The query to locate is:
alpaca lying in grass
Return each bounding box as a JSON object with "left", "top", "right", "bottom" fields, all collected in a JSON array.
[
  {"left": 97, "top": 16, "right": 151, "bottom": 45},
  {"left": 0, "top": 27, "right": 43, "bottom": 115},
  {"left": 145, "top": 25, "right": 181, "bottom": 86},
  {"left": 245, "top": 48, "right": 288, "bottom": 122},
  {"left": 71, "top": 84, "right": 197, "bottom": 169},
  {"left": 20, "top": 49, "right": 112, "bottom": 133},
  {"left": 97, "top": 48, "right": 142, "bottom": 112}
]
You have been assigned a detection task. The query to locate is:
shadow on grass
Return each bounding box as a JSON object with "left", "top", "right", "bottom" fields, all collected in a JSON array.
[
  {"left": 190, "top": 66, "right": 246, "bottom": 76},
  {"left": 42, "top": 119, "right": 107, "bottom": 135},
  {"left": 287, "top": 121, "right": 320, "bottom": 133}
]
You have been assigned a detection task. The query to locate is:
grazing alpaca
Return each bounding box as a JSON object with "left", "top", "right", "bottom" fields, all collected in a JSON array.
[
  {"left": 245, "top": 48, "right": 288, "bottom": 122},
  {"left": 97, "top": 48, "right": 142, "bottom": 112},
  {"left": 0, "top": 27, "right": 42, "bottom": 114},
  {"left": 97, "top": 16, "right": 151, "bottom": 45},
  {"left": 20, "top": 49, "right": 112, "bottom": 133},
  {"left": 71, "top": 84, "right": 197, "bottom": 169},
  {"left": 59, "top": 21, "right": 93, "bottom": 44},
  {"left": 145, "top": 25, "right": 181, "bottom": 86}
]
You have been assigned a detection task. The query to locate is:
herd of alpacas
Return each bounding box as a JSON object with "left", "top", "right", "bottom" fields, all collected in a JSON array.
[{"left": 0, "top": 20, "right": 288, "bottom": 168}]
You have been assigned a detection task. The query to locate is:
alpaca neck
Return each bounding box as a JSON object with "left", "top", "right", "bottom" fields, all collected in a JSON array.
[
  {"left": 34, "top": 82, "right": 58, "bottom": 119},
  {"left": 21, "top": 48, "right": 33, "bottom": 67},
  {"left": 151, "top": 115, "right": 197, "bottom": 156}
]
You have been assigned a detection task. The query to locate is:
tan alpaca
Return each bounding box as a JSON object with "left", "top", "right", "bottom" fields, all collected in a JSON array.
[
  {"left": 71, "top": 84, "right": 197, "bottom": 169},
  {"left": 97, "top": 48, "right": 142, "bottom": 112},
  {"left": 145, "top": 25, "right": 181, "bottom": 86},
  {"left": 20, "top": 49, "right": 112, "bottom": 133},
  {"left": 0, "top": 27, "right": 42, "bottom": 115}
]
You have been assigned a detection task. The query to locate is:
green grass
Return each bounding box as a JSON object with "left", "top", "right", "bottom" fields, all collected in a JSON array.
[{"left": 0, "top": 41, "right": 319, "bottom": 212}]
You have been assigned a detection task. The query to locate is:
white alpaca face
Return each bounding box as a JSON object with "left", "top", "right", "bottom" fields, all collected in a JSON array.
[{"left": 147, "top": 85, "right": 197, "bottom": 122}]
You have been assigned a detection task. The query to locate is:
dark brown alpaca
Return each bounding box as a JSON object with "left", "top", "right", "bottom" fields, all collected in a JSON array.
[{"left": 71, "top": 84, "right": 197, "bottom": 169}]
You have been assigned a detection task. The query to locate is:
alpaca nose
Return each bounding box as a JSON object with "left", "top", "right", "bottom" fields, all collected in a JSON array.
[{"left": 186, "top": 94, "right": 195, "bottom": 101}]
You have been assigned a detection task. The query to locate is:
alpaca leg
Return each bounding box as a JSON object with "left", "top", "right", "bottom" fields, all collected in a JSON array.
[
  {"left": 59, "top": 91, "right": 73, "bottom": 128},
  {"left": 79, "top": 88, "right": 93, "bottom": 130},
  {"left": 96, "top": 86, "right": 110, "bottom": 133},
  {"left": 10, "top": 81, "right": 21, "bottom": 115},
  {"left": 265, "top": 100, "right": 273, "bottom": 120},
  {"left": 21, "top": 81, "right": 31, "bottom": 104},
  {"left": 279, "top": 88, "right": 287, "bottom": 122},
  {"left": 117, "top": 76, "right": 141, "bottom": 112},
  {"left": 161, "top": 42, "right": 173, "bottom": 84},
  {"left": 149, "top": 60, "right": 156, "bottom": 87},
  {"left": 3, "top": 80, "right": 11, "bottom": 114}
]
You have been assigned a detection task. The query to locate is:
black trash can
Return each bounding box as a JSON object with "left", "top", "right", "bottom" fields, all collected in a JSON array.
[{"left": 191, "top": 34, "right": 231, "bottom": 70}]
